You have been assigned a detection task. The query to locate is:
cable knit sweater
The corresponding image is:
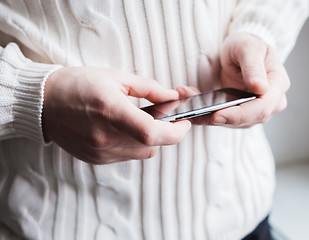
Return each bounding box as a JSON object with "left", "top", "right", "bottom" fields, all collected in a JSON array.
[{"left": 0, "top": 1, "right": 308, "bottom": 239}]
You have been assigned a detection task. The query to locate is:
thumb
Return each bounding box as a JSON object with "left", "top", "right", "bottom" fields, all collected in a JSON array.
[
  {"left": 111, "top": 94, "right": 192, "bottom": 146},
  {"left": 236, "top": 39, "right": 269, "bottom": 95}
]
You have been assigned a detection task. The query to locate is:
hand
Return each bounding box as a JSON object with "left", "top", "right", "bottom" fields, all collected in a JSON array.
[
  {"left": 42, "top": 67, "right": 191, "bottom": 164},
  {"left": 190, "top": 32, "right": 290, "bottom": 127}
]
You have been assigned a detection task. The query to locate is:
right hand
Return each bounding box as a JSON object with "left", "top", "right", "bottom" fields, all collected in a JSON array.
[{"left": 42, "top": 67, "right": 191, "bottom": 164}]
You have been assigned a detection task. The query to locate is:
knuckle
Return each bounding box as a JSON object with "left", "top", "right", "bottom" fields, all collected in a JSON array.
[
  {"left": 147, "top": 147, "right": 159, "bottom": 159},
  {"left": 88, "top": 133, "right": 102, "bottom": 148},
  {"left": 261, "top": 116, "right": 272, "bottom": 124},
  {"left": 258, "top": 108, "right": 271, "bottom": 123},
  {"left": 275, "top": 97, "right": 288, "bottom": 114},
  {"left": 87, "top": 131, "right": 111, "bottom": 149},
  {"left": 283, "top": 75, "right": 291, "bottom": 92},
  {"left": 88, "top": 94, "right": 108, "bottom": 113},
  {"left": 139, "top": 127, "right": 156, "bottom": 146},
  {"left": 140, "top": 147, "right": 159, "bottom": 160}
]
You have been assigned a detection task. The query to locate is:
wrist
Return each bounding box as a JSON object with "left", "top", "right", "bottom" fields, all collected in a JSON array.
[
  {"left": 228, "top": 23, "right": 277, "bottom": 52},
  {"left": 41, "top": 67, "right": 65, "bottom": 143}
]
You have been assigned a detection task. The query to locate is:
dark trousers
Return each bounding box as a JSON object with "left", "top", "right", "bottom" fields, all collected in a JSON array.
[{"left": 242, "top": 216, "right": 272, "bottom": 240}]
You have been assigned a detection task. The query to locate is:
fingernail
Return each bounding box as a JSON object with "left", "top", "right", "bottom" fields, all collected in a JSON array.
[
  {"left": 213, "top": 117, "right": 227, "bottom": 124},
  {"left": 176, "top": 87, "right": 185, "bottom": 97},
  {"left": 168, "top": 89, "right": 179, "bottom": 98}
]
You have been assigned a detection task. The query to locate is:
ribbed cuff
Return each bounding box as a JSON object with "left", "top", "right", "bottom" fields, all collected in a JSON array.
[
  {"left": 229, "top": 22, "right": 277, "bottom": 50},
  {"left": 1, "top": 43, "right": 62, "bottom": 143},
  {"left": 13, "top": 64, "right": 62, "bottom": 144}
]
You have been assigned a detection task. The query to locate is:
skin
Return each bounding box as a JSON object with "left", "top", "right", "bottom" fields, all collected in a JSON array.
[
  {"left": 43, "top": 32, "right": 290, "bottom": 164},
  {"left": 42, "top": 67, "right": 191, "bottom": 164},
  {"left": 186, "top": 32, "right": 290, "bottom": 127}
]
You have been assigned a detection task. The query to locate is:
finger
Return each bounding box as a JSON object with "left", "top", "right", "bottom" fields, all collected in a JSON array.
[
  {"left": 211, "top": 67, "right": 289, "bottom": 128},
  {"left": 189, "top": 113, "right": 213, "bottom": 125},
  {"left": 118, "top": 70, "right": 179, "bottom": 103},
  {"left": 273, "top": 95, "right": 288, "bottom": 114},
  {"left": 143, "top": 100, "right": 181, "bottom": 119},
  {"left": 109, "top": 95, "right": 192, "bottom": 146},
  {"left": 82, "top": 123, "right": 153, "bottom": 150},
  {"left": 149, "top": 119, "right": 192, "bottom": 145},
  {"left": 186, "top": 94, "right": 285, "bottom": 127},
  {"left": 91, "top": 146, "right": 160, "bottom": 164},
  {"left": 109, "top": 145, "right": 160, "bottom": 160},
  {"left": 176, "top": 85, "right": 200, "bottom": 98},
  {"left": 236, "top": 39, "right": 269, "bottom": 94},
  {"left": 210, "top": 97, "right": 272, "bottom": 127},
  {"left": 265, "top": 50, "right": 291, "bottom": 93}
]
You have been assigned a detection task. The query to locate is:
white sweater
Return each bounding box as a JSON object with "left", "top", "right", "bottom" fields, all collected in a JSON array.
[{"left": 0, "top": 1, "right": 307, "bottom": 239}]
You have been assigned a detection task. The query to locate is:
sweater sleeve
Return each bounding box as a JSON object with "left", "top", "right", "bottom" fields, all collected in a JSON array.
[
  {"left": 0, "top": 43, "right": 62, "bottom": 143},
  {"left": 228, "top": 0, "right": 309, "bottom": 60}
]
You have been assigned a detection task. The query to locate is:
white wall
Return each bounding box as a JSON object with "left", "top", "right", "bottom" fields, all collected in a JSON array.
[{"left": 264, "top": 19, "right": 309, "bottom": 165}]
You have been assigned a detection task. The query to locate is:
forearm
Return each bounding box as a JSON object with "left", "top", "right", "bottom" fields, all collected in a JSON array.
[
  {"left": 228, "top": 0, "right": 309, "bottom": 60},
  {"left": 0, "top": 43, "right": 61, "bottom": 143}
]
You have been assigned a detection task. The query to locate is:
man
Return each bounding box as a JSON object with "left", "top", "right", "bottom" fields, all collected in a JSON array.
[{"left": 0, "top": 0, "right": 307, "bottom": 239}]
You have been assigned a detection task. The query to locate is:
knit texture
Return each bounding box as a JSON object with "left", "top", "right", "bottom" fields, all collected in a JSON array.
[
  {"left": 0, "top": 1, "right": 308, "bottom": 240},
  {"left": 0, "top": 43, "right": 61, "bottom": 143}
]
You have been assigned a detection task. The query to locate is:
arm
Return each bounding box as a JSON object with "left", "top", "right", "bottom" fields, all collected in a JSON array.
[
  {"left": 191, "top": 0, "right": 309, "bottom": 127},
  {"left": 228, "top": 0, "right": 309, "bottom": 61},
  {"left": 42, "top": 66, "right": 191, "bottom": 164},
  {"left": 0, "top": 43, "right": 191, "bottom": 164}
]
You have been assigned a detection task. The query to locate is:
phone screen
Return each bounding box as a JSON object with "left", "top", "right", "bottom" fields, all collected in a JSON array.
[{"left": 141, "top": 88, "right": 257, "bottom": 121}]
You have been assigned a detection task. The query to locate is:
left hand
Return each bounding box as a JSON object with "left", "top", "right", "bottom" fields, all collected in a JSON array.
[{"left": 190, "top": 32, "right": 290, "bottom": 127}]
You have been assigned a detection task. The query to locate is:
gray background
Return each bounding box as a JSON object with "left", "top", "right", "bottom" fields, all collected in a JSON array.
[
  {"left": 266, "top": 19, "right": 309, "bottom": 240},
  {"left": 265, "top": 19, "right": 309, "bottom": 165}
]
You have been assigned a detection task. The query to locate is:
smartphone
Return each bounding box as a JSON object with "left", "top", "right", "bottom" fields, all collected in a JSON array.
[{"left": 141, "top": 88, "right": 257, "bottom": 121}]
